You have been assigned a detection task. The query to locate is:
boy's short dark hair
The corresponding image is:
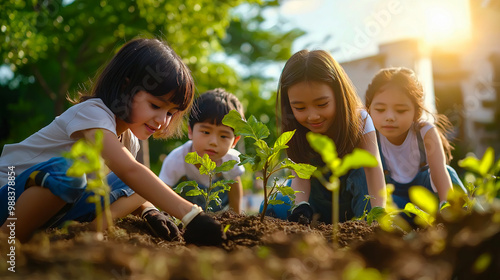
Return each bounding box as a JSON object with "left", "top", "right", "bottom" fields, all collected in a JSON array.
[{"left": 189, "top": 88, "right": 245, "bottom": 129}]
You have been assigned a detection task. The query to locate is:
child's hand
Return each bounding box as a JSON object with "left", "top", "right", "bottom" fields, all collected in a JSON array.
[
  {"left": 287, "top": 202, "right": 313, "bottom": 225},
  {"left": 142, "top": 209, "right": 181, "bottom": 241},
  {"left": 183, "top": 212, "right": 223, "bottom": 246}
]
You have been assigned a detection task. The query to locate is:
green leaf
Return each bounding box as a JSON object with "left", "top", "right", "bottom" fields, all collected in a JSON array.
[
  {"left": 267, "top": 150, "right": 282, "bottom": 169},
  {"left": 273, "top": 130, "right": 294, "bottom": 149},
  {"left": 213, "top": 160, "right": 238, "bottom": 173},
  {"left": 174, "top": 181, "right": 198, "bottom": 194},
  {"left": 479, "top": 147, "right": 494, "bottom": 176},
  {"left": 208, "top": 192, "right": 222, "bottom": 206},
  {"left": 247, "top": 115, "right": 270, "bottom": 140},
  {"left": 223, "top": 224, "right": 230, "bottom": 234},
  {"left": 335, "top": 148, "right": 378, "bottom": 177},
  {"left": 255, "top": 140, "right": 271, "bottom": 159},
  {"left": 222, "top": 111, "right": 269, "bottom": 140},
  {"left": 282, "top": 159, "right": 316, "bottom": 179},
  {"left": 199, "top": 153, "right": 216, "bottom": 175},
  {"left": 185, "top": 152, "right": 202, "bottom": 165},
  {"left": 222, "top": 110, "right": 250, "bottom": 134},
  {"left": 211, "top": 180, "right": 235, "bottom": 190},
  {"left": 366, "top": 206, "right": 386, "bottom": 225},
  {"left": 275, "top": 185, "right": 296, "bottom": 196},
  {"left": 239, "top": 154, "right": 257, "bottom": 166},
  {"left": 306, "top": 132, "right": 337, "bottom": 164},
  {"left": 408, "top": 185, "right": 438, "bottom": 217},
  {"left": 404, "top": 202, "right": 435, "bottom": 226},
  {"left": 186, "top": 189, "right": 203, "bottom": 197},
  {"left": 268, "top": 199, "right": 285, "bottom": 205},
  {"left": 458, "top": 156, "right": 482, "bottom": 175}
]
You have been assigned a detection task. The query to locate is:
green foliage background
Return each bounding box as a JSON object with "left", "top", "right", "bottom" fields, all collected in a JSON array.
[{"left": 0, "top": 0, "right": 304, "bottom": 182}]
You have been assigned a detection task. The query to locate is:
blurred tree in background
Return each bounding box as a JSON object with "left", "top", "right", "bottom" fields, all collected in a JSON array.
[{"left": 0, "top": 0, "right": 304, "bottom": 176}]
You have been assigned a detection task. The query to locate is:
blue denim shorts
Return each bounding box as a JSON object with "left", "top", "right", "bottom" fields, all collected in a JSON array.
[{"left": 0, "top": 157, "right": 135, "bottom": 227}]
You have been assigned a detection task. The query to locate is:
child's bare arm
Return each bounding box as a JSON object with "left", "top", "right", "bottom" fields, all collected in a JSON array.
[
  {"left": 359, "top": 131, "right": 387, "bottom": 208},
  {"left": 291, "top": 173, "right": 311, "bottom": 203},
  {"left": 81, "top": 128, "right": 193, "bottom": 219},
  {"left": 424, "top": 127, "right": 453, "bottom": 202},
  {"left": 228, "top": 177, "right": 243, "bottom": 213}
]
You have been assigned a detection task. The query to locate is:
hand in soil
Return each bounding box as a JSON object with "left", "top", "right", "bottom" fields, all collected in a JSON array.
[
  {"left": 287, "top": 203, "right": 313, "bottom": 225},
  {"left": 143, "top": 209, "right": 181, "bottom": 241},
  {"left": 183, "top": 212, "right": 223, "bottom": 246}
]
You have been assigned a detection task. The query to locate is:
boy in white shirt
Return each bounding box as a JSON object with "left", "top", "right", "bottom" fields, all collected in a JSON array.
[{"left": 159, "top": 89, "right": 245, "bottom": 213}]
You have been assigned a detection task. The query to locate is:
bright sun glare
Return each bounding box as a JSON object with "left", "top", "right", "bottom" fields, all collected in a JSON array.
[{"left": 423, "top": 1, "right": 471, "bottom": 47}]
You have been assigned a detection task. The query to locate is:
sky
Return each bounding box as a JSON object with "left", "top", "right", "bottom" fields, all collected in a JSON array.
[{"left": 268, "top": 0, "right": 472, "bottom": 63}]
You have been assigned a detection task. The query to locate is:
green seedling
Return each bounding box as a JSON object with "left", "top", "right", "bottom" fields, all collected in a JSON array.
[
  {"left": 405, "top": 185, "right": 438, "bottom": 227},
  {"left": 174, "top": 152, "right": 237, "bottom": 212},
  {"left": 354, "top": 195, "right": 375, "bottom": 221},
  {"left": 306, "top": 132, "right": 378, "bottom": 244},
  {"left": 368, "top": 184, "right": 412, "bottom": 232},
  {"left": 222, "top": 110, "right": 316, "bottom": 222},
  {"left": 64, "top": 130, "right": 112, "bottom": 233},
  {"left": 459, "top": 147, "right": 500, "bottom": 207}
]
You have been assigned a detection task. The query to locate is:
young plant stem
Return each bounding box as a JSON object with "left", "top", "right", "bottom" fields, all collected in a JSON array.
[
  {"left": 94, "top": 194, "right": 103, "bottom": 233},
  {"left": 331, "top": 181, "right": 339, "bottom": 246},
  {"left": 205, "top": 173, "right": 213, "bottom": 212},
  {"left": 260, "top": 161, "right": 270, "bottom": 223},
  {"left": 317, "top": 175, "right": 339, "bottom": 246},
  {"left": 104, "top": 194, "right": 113, "bottom": 233}
]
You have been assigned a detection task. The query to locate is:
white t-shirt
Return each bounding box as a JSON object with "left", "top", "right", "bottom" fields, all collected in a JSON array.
[
  {"left": 0, "top": 98, "right": 139, "bottom": 186},
  {"left": 159, "top": 140, "right": 245, "bottom": 188},
  {"left": 379, "top": 122, "right": 433, "bottom": 184},
  {"left": 361, "top": 110, "right": 375, "bottom": 134}
]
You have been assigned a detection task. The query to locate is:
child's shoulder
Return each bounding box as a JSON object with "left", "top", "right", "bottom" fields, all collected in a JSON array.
[
  {"left": 64, "top": 98, "right": 110, "bottom": 115},
  {"left": 413, "top": 121, "right": 434, "bottom": 138},
  {"left": 223, "top": 148, "right": 242, "bottom": 161}
]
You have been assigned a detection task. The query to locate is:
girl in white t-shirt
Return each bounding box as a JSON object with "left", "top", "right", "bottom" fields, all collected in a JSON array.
[
  {"left": 0, "top": 38, "right": 222, "bottom": 245},
  {"left": 267, "top": 49, "right": 386, "bottom": 224},
  {"left": 365, "top": 67, "right": 466, "bottom": 211}
]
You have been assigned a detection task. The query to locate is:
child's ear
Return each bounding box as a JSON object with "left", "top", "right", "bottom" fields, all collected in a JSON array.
[
  {"left": 188, "top": 126, "right": 193, "bottom": 140},
  {"left": 231, "top": 135, "right": 241, "bottom": 148}
]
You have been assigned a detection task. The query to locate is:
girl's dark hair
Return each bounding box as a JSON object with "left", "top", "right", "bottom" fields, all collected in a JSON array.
[
  {"left": 365, "top": 67, "right": 454, "bottom": 162},
  {"left": 71, "top": 38, "right": 194, "bottom": 138},
  {"left": 277, "top": 50, "right": 363, "bottom": 164},
  {"left": 188, "top": 88, "right": 245, "bottom": 129}
]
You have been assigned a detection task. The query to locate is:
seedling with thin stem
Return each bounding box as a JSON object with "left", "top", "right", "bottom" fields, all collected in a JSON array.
[
  {"left": 459, "top": 147, "right": 500, "bottom": 207},
  {"left": 174, "top": 152, "right": 237, "bottom": 212},
  {"left": 64, "top": 130, "right": 113, "bottom": 233},
  {"left": 306, "top": 132, "right": 378, "bottom": 244},
  {"left": 222, "top": 110, "right": 316, "bottom": 222}
]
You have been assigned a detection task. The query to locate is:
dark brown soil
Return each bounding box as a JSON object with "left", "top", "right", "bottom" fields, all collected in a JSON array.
[{"left": 1, "top": 209, "right": 499, "bottom": 279}]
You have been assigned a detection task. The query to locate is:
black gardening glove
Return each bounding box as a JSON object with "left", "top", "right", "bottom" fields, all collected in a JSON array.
[
  {"left": 287, "top": 202, "right": 314, "bottom": 225},
  {"left": 183, "top": 212, "right": 223, "bottom": 246},
  {"left": 142, "top": 209, "right": 181, "bottom": 241}
]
